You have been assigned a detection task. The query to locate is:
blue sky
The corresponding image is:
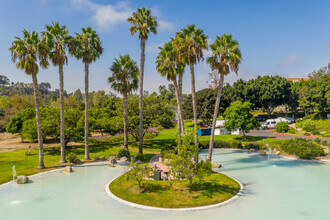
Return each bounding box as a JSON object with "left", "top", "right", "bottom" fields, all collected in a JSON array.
[{"left": 0, "top": 0, "right": 329, "bottom": 94}]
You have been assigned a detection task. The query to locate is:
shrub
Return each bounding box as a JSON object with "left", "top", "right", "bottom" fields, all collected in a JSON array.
[
  {"left": 244, "top": 142, "right": 265, "bottom": 150},
  {"left": 321, "top": 131, "right": 330, "bottom": 137},
  {"left": 230, "top": 140, "right": 243, "bottom": 148},
  {"left": 314, "top": 138, "right": 321, "bottom": 144},
  {"left": 311, "top": 130, "right": 320, "bottom": 135},
  {"left": 304, "top": 132, "right": 310, "bottom": 136},
  {"left": 135, "top": 153, "right": 144, "bottom": 161},
  {"left": 144, "top": 129, "right": 158, "bottom": 139},
  {"left": 275, "top": 122, "right": 289, "bottom": 133},
  {"left": 279, "top": 138, "right": 325, "bottom": 159},
  {"left": 67, "top": 153, "right": 78, "bottom": 163},
  {"left": 303, "top": 121, "right": 316, "bottom": 132},
  {"left": 117, "top": 148, "right": 130, "bottom": 158},
  {"left": 93, "top": 155, "right": 100, "bottom": 160},
  {"left": 198, "top": 140, "right": 209, "bottom": 149},
  {"left": 160, "top": 145, "right": 176, "bottom": 159},
  {"left": 288, "top": 127, "right": 296, "bottom": 134},
  {"left": 213, "top": 140, "right": 231, "bottom": 148},
  {"left": 321, "top": 139, "right": 330, "bottom": 146}
]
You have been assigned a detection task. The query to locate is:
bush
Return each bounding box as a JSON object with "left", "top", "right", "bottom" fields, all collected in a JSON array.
[
  {"left": 244, "top": 142, "right": 265, "bottom": 150},
  {"left": 288, "top": 127, "right": 296, "bottom": 134},
  {"left": 117, "top": 148, "right": 130, "bottom": 158},
  {"left": 67, "top": 153, "right": 78, "bottom": 163},
  {"left": 144, "top": 128, "right": 158, "bottom": 139},
  {"left": 321, "top": 131, "right": 330, "bottom": 137},
  {"left": 314, "top": 138, "right": 321, "bottom": 144},
  {"left": 279, "top": 138, "right": 325, "bottom": 159},
  {"left": 311, "top": 130, "right": 320, "bottom": 135},
  {"left": 275, "top": 122, "right": 289, "bottom": 133},
  {"left": 135, "top": 153, "right": 144, "bottom": 161},
  {"left": 93, "top": 155, "right": 100, "bottom": 160},
  {"left": 230, "top": 140, "right": 243, "bottom": 148},
  {"left": 213, "top": 140, "right": 231, "bottom": 148},
  {"left": 303, "top": 121, "right": 316, "bottom": 132},
  {"left": 304, "top": 132, "right": 310, "bottom": 136},
  {"left": 321, "top": 139, "right": 330, "bottom": 147},
  {"left": 198, "top": 140, "right": 209, "bottom": 149},
  {"left": 160, "top": 145, "right": 176, "bottom": 158}
]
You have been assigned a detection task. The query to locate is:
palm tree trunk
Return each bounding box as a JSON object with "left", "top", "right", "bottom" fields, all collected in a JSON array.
[
  {"left": 138, "top": 38, "right": 146, "bottom": 155},
  {"left": 123, "top": 92, "right": 128, "bottom": 150},
  {"left": 179, "top": 73, "right": 184, "bottom": 134},
  {"left": 173, "top": 78, "right": 182, "bottom": 145},
  {"left": 189, "top": 64, "right": 198, "bottom": 146},
  {"left": 59, "top": 64, "right": 66, "bottom": 163},
  {"left": 32, "top": 73, "right": 45, "bottom": 169},
  {"left": 84, "top": 62, "right": 90, "bottom": 160},
  {"left": 208, "top": 73, "right": 224, "bottom": 161}
]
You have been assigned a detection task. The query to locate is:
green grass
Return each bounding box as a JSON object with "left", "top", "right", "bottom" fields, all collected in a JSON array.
[
  {"left": 110, "top": 172, "right": 240, "bottom": 208},
  {"left": 0, "top": 121, "right": 280, "bottom": 184}
]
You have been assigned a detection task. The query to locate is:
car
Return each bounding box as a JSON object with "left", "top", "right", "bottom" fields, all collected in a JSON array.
[{"left": 285, "top": 117, "right": 296, "bottom": 124}]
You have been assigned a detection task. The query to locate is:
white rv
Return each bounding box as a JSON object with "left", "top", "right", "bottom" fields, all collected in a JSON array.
[{"left": 261, "top": 117, "right": 288, "bottom": 130}]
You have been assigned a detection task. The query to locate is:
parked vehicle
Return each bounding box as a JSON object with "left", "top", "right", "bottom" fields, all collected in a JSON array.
[
  {"left": 261, "top": 117, "right": 288, "bottom": 130},
  {"left": 285, "top": 117, "right": 296, "bottom": 124}
]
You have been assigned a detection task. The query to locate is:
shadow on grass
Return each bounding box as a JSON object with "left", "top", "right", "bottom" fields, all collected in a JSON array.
[
  {"left": 192, "top": 181, "right": 238, "bottom": 198},
  {"left": 142, "top": 182, "right": 169, "bottom": 193}
]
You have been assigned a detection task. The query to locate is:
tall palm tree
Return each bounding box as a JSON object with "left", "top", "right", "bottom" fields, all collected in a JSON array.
[
  {"left": 207, "top": 34, "right": 242, "bottom": 161},
  {"left": 173, "top": 24, "right": 208, "bottom": 146},
  {"left": 43, "top": 22, "right": 72, "bottom": 164},
  {"left": 127, "top": 7, "right": 158, "bottom": 155},
  {"left": 108, "top": 55, "right": 139, "bottom": 150},
  {"left": 71, "top": 27, "right": 103, "bottom": 160},
  {"left": 9, "top": 30, "right": 49, "bottom": 168},
  {"left": 156, "top": 41, "right": 185, "bottom": 143}
]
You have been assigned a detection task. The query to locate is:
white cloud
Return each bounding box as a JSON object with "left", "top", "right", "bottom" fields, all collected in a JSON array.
[
  {"left": 146, "top": 42, "right": 164, "bottom": 53},
  {"left": 158, "top": 20, "right": 175, "bottom": 32},
  {"left": 279, "top": 54, "right": 305, "bottom": 67}
]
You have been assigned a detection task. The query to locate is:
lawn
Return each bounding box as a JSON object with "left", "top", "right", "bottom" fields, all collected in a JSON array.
[
  {"left": 110, "top": 172, "right": 240, "bottom": 208},
  {"left": 0, "top": 121, "right": 280, "bottom": 184}
]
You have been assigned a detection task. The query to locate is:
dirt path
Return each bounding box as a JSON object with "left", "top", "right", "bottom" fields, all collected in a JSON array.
[{"left": 0, "top": 132, "right": 67, "bottom": 153}]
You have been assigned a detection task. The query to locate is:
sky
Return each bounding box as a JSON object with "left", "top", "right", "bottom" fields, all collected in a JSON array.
[{"left": 0, "top": 0, "right": 329, "bottom": 94}]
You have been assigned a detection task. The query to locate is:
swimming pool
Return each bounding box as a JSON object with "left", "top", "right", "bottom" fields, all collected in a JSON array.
[{"left": 0, "top": 149, "right": 329, "bottom": 220}]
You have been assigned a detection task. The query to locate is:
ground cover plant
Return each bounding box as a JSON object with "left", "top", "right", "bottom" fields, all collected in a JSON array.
[{"left": 279, "top": 138, "right": 325, "bottom": 159}]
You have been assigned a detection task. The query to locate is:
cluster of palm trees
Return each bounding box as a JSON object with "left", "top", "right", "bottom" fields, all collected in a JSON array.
[
  {"left": 9, "top": 6, "right": 242, "bottom": 168},
  {"left": 9, "top": 23, "right": 103, "bottom": 168},
  {"left": 156, "top": 27, "right": 242, "bottom": 161}
]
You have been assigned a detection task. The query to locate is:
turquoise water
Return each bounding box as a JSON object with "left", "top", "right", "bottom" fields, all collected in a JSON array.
[{"left": 0, "top": 149, "right": 329, "bottom": 220}]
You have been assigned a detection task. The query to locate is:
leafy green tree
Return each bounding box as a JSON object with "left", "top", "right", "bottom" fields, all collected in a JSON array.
[
  {"left": 128, "top": 7, "right": 158, "bottom": 155},
  {"left": 224, "top": 101, "right": 260, "bottom": 140},
  {"left": 173, "top": 25, "right": 208, "bottom": 146},
  {"left": 71, "top": 27, "right": 103, "bottom": 160},
  {"left": 126, "top": 162, "right": 151, "bottom": 189},
  {"left": 275, "top": 121, "right": 289, "bottom": 133},
  {"left": 207, "top": 34, "right": 242, "bottom": 161},
  {"left": 0, "top": 75, "right": 10, "bottom": 85},
  {"left": 156, "top": 41, "right": 185, "bottom": 143},
  {"left": 109, "top": 55, "right": 139, "bottom": 150},
  {"left": 9, "top": 30, "right": 49, "bottom": 168},
  {"left": 43, "top": 22, "right": 73, "bottom": 163}
]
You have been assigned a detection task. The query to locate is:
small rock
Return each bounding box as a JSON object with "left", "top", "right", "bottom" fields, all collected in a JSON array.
[
  {"left": 212, "top": 161, "right": 221, "bottom": 168},
  {"left": 136, "top": 160, "right": 143, "bottom": 164},
  {"left": 108, "top": 163, "right": 115, "bottom": 167},
  {"left": 259, "top": 149, "right": 266, "bottom": 156},
  {"left": 275, "top": 151, "right": 281, "bottom": 155},
  {"left": 16, "top": 176, "right": 29, "bottom": 184},
  {"left": 119, "top": 161, "right": 130, "bottom": 166},
  {"left": 108, "top": 155, "right": 116, "bottom": 160},
  {"left": 249, "top": 148, "right": 256, "bottom": 152},
  {"left": 120, "top": 156, "right": 128, "bottom": 161},
  {"left": 110, "top": 158, "right": 117, "bottom": 164},
  {"left": 100, "top": 156, "right": 106, "bottom": 161},
  {"left": 64, "top": 166, "right": 72, "bottom": 173}
]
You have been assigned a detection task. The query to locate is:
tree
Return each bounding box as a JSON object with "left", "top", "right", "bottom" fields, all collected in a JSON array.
[
  {"left": 9, "top": 30, "right": 49, "bottom": 168},
  {"left": 156, "top": 41, "right": 185, "bottom": 143},
  {"left": 223, "top": 101, "right": 260, "bottom": 140},
  {"left": 126, "top": 162, "right": 151, "bottom": 189},
  {"left": 109, "top": 55, "right": 139, "bottom": 150},
  {"left": 43, "top": 22, "right": 73, "bottom": 163},
  {"left": 173, "top": 25, "right": 208, "bottom": 146},
  {"left": 128, "top": 7, "right": 158, "bottom": 155},
  {"left": 71, "top": 27, "right": 103, "bottom": 160},
  {"left": 0, "top": 75, "right": 10, "bottom": 85},
  {"left": 207, "top": 34, "right": 242, "bottom": 161}
]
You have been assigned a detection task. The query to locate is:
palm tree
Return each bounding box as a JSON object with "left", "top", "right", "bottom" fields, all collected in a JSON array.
[
  {"left": 127, "top": 7, "right": 158, "bottom": 155},
  {"left": 71, "top": 27, "right": 103, "bottom": 160},
  {"left": 43, "top": 22, "right": 72, "bottom": 164},
  {"left": 108, "top": 55, "right": 139, "bottom": 150},
  {"left": 173, "top": 24, "right": 208, "bottom": 146},
  {"left": 9, "top": 30, "right": 49, "bottom": 168},
  {"left": 156, "top": 41, "right": 185, "bottom": 143},
  {"left": 207, "top": 34, "right": 242, "bottom": 161}
]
